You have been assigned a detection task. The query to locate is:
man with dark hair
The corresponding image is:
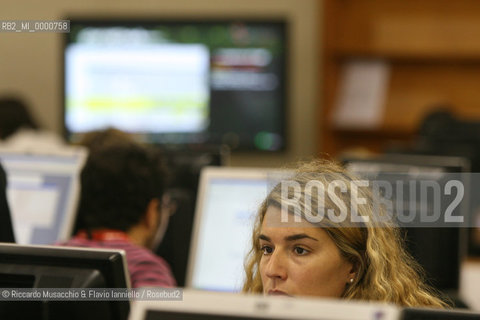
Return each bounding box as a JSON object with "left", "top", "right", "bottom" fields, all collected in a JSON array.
[
  {"left": 64, "top": 142, "right": 176, "bottom": 288},
  {"left": 0, "top": 162, "right": 15, "bottom": 243}
]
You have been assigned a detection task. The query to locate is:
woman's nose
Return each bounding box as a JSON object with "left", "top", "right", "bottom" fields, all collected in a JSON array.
[{"left": 265, "top": 250, "right": 288, "bottom": 280}]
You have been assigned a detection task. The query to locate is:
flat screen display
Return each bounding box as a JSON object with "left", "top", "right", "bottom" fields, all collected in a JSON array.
[
  {"left": 64, "top": 19, "right": 287, "bottom": 151},
  {"left": 0, "top": 149, "right": 86, "bottom": 245},
  {"left": 187, "top": 167, "right": 290, "bottom": 292},
  {"left": 343, "top": 154, "right": 469, "bottom": 292}
]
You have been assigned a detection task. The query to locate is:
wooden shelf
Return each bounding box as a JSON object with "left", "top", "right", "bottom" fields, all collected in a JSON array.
[
  {"left": 333, "top": 52, "right": 480, "bottom": 64},
  {"left": 320, "top": 0, "right": 480, "bottom": 157},
  {"left": 332, "top": 0, "right": 480, "bottom": 57}
]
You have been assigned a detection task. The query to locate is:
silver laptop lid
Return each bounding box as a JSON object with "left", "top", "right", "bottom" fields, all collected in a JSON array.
[{"left": 129, "top": 290, "right": 400, "bottom": 320}]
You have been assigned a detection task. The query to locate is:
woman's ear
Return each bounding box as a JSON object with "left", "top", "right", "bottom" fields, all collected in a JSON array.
[{"left": 346, "top": 261, "right": 359, "bottom": 284}]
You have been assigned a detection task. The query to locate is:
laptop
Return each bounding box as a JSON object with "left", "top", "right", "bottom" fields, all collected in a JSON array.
[
  {"left": 186, "top": 166, "right": 290, "bottom": 292},
  {"left": 0, "top": 147, "right": 87, "bottom": 245},
  {"left": 129, "top": 290, "right": 401, "bottom": 320}
]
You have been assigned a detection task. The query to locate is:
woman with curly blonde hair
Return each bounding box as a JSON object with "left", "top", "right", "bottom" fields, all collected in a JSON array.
[{"left": 243, "top": 159, "right": 448, "bottom": 307}]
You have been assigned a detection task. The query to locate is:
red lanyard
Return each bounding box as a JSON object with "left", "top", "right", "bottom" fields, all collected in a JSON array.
[{"left": 76, "top": 229, "right": 130, "bottom": 242}]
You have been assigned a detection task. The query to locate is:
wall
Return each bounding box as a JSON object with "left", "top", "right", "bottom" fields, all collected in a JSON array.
[{"left": 0, "top": 0, "right": 320, "bottom": 167}]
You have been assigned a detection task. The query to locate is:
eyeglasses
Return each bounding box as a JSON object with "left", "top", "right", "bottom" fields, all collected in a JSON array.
[{"left": 159, "top": 192, "right": 177, "bottom": 217}]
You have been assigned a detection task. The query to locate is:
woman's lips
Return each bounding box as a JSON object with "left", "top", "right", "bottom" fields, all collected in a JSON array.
[{"left": 267, "top": 290, "right": 291, "bottom": 296}]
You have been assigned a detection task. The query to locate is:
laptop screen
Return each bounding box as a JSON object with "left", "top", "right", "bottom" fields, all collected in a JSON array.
[
  {"left": 0, "top": 148, "right": 87, "bottom": 245},
  {"left": 186, "top": 167, "right": 288, "bottom": 292},
  {"left": 130, "top": 290, "right": 401, "bottom": 320}
]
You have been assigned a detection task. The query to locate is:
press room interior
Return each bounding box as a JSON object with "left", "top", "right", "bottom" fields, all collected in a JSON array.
[{"left": 1, "top": 0, "right": 480, "bottom": 318}]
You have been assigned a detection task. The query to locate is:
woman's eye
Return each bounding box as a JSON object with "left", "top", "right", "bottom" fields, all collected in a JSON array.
[
  {"left": 294, "top": 247, "right": 309, "bottom": 255},
  {"left": 261, "top": 245, "right": 273, "bottom": 255}
]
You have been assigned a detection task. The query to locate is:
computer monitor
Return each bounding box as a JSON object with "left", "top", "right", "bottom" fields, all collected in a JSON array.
[
  {"left": 129, "top": 290, "right": 401, "bottom": 320},
  {"left": 0, "top": 147, "right": 87, "bottom": 245},
  {"left": 186, "top": 167, "right": 289, "bottom": 292},
  {"left": 0, "top": 243, "right": 130, "bottom": 320},
  {"left": 64, "top": 18, "right": 287, "bottom": 151},
  {"left": 342, "top": 154, "right": 470, "bottom": 295},
  {"left": 64, "top": 19, "right": 287, "bottom": 151}
]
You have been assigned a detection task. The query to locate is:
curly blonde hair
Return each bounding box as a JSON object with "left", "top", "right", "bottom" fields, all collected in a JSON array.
[{"left": 243, "top": 159, "right": 449, "bottom": 308}]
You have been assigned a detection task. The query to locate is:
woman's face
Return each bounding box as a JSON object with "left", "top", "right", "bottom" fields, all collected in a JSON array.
[{"left": 259, "top": 206, "right": 354, "bottom": 298}]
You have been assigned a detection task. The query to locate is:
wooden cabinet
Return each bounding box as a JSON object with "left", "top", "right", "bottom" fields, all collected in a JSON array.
[{"left": 321, "top": 0, "right": 480, "bottom": 157}]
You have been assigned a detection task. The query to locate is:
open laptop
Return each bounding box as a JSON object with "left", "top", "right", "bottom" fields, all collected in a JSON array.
[
  {"left": 129, "top": 290, "right": 401, "bottom": 320},
  {"left": 0, "top": 147, "right": 87, "bottom": 245},
  {"left": 186, "top": 167, "right": 290, "bottom": 292}
]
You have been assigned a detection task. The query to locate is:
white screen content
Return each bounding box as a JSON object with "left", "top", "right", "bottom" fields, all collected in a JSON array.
[
  {"left": 189, "top": 168, "right": 289, "bottom": 292},
  {"left": 192, "top": 179, "right": 265, "bottom": 291},
  {"left": 65, "top": 42, "right": 210, "bottom": 133},
  {"left": 0, "top": 152, "right": 85, "bottom": 245}
]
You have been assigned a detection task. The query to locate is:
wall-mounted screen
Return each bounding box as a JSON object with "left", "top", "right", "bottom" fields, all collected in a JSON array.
[{"left": 64, "top": 19, "right": 287, "bottom": 151}]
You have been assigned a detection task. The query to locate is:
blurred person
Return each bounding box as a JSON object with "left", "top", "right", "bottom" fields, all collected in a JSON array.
[
  {"left": 77, "top": 127, "right": 138, "bottom": 153},
  {"left": 0, "top": 162, "right": 15, "bottom": 242},
  {"left": 0, "top": 96, "right": 64, "bottom": 150},
  {"left": 63, "top": 139, "right": 176, "bottom": 288},
  {"left": 0, "top": 96, "right": 38, "bottom": 140}
]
